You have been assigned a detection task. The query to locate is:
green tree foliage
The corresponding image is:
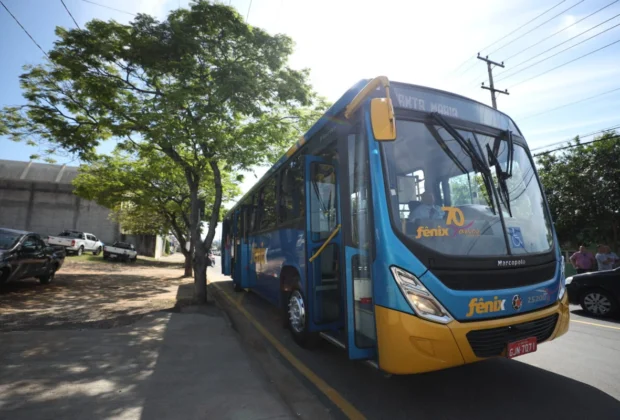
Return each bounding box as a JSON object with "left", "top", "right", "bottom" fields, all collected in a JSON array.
[
  {"left": 537, "top": 132, "right": 620, "bottom": 251},
  {"left": 73, "top": 149, "right": 239, "bottom": 276},
  {"left": 1, "top": 1, "right": 325, "bottom": 301}
]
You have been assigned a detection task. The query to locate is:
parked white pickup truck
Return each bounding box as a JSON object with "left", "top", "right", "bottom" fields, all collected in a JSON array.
[
  {"left": 103, "top": 242, "right": 137, "bottom": 262},
  {"left": 47, "top": 230, "right": 103, "bottom": 256}
]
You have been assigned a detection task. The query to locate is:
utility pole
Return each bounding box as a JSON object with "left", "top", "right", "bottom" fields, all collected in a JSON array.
[{"left": 477, "top": 53, "right": 509, "bottom": 109}]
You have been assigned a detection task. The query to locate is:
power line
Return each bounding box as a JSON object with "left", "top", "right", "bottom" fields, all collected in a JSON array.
[
  {"left": 451, "top": 0, "right": 568, "bottom": 75},
  {"left": 503, "top": 0, "right": 620, "bottom": 62},
  {"left": 246, "top": 0, "right": 253, "bottom": 21},
  {"left": 488, "top": 0, "right": 586, "bottom": 56},
  {"left": 531, "top": 124, "right": 620, "bottom": 151},
  {"left": 480, "top": 1, "right": 568, "bottom": 53},
  {"left": 509, "top": 37, "right": 620, "bottom": 88},
  {"left": 519, "top": 86, "right": 620, "bottom": 120},
  {"left": 60, "top": 0, "right": 80, "bottom": 29},
  {"left": 534, "top": 134, "right": 620, "bottom": 156},
  {"left": 496, "top": 12, "right": 620, "bottom": 81},
  {"left": 81, "top": 0, "right": 136, "bottom": 16},
  {"left": 0, "top": 0, "right": 49, "bottom": 58}
]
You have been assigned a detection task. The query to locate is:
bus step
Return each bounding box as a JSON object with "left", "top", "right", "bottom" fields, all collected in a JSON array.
[{"left": 319, "top": 331, "right": 346, "bottom": 349}]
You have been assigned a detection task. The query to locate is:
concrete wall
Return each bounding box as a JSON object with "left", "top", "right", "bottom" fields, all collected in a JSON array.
[
  {"left": 0, "top": 179, "right": 121, "bottom": 244},
  {"left": 121, "top": 234, "right": 163, "bottom": 259},
  {"left": 1, "top": 160, "right": 163, "bottom": 258}
]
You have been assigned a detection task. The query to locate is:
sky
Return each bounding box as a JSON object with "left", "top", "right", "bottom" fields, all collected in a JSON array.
[{"left": 2, "top": 0, "right": 620, "bottom": 238}]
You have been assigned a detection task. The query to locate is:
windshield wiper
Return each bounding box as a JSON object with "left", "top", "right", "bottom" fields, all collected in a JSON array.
[
  {"left": 425, "top": 124, "right": 468, "bottom": 175},
  {"left": 429, "top": 113, "right": 497, "bottom": 215},
  {"left": 486, "top": 130, "right": 515, "bottom": 217}
]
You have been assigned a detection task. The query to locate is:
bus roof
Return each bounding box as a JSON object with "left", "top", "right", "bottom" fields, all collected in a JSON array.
[{"left": 224, "top": 78, "right": 521, "bottom": 218}]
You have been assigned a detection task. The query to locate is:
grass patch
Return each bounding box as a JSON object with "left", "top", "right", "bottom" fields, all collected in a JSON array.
[
  {"left": 64, "top": 253, "right": 183, "bottom": 268},
  {"left": 65, "top": 254, "right": 106, "bottom": 263}
]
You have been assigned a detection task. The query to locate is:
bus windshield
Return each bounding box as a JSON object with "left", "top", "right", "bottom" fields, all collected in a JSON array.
[{"left": 382, "top": 118, "right": 553, "bottom": 257}]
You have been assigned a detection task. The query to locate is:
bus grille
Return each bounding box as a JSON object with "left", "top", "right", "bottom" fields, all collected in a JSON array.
[{"left": 466, "top": 314, "right": 559, "bottom": 358}]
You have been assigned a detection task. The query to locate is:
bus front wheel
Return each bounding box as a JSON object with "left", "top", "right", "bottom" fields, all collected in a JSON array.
[{"left": 288, "top": 289, "right": 318, "bottom": 348}]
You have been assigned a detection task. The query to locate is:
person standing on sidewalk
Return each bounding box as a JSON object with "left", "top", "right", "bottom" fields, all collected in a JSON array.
[
  {"left": 569, "top": 245, "right": 596, "bottom": 274},
  {"left": 595, "top": 244, "right": 618, "bottom": 271}
]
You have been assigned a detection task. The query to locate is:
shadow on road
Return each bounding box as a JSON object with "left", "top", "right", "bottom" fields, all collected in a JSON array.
[
  {"left": 214, "top": 279, "right": 620, "bottom": 420},
  {"left": 377, "top": 358, "right": 620, "bottom": 419}
]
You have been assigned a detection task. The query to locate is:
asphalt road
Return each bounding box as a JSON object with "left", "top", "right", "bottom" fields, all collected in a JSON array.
[{"left": 210, "top": 264, "right": 620, "bottom": 420}]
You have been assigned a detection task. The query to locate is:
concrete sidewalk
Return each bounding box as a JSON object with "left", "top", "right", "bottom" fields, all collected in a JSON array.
[{"left": 0, "top": 307, "right": 297, "bottom": 419}]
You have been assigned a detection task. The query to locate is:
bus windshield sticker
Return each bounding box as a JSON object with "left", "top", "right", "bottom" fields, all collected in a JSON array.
[
  {"left": 413, "top": 207, "right": 481, "bottom": 239},
  {"left": 508, "top": 227, "right": 525, "bottom": 249}
]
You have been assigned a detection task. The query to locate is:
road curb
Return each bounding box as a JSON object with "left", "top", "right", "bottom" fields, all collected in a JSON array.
[{"left": 209, "top": 281, "right": 340, "bottom": 419}]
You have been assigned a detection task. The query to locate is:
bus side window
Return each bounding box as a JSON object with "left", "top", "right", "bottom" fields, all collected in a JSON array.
[
  {"left": 248, "top": 194, "right": 256, "bottom": 234},
  {"left": 280, "top": 166, "right": 294, "bottom": 222},
  {"left": 279, "top": 157, "right": 304, "bottom": 223},
  {"left": 259, "top": 178, "right": 277, "bottom": 230},
  {"left": 293, "top": 156, "right": 304, "bottom": 218}
]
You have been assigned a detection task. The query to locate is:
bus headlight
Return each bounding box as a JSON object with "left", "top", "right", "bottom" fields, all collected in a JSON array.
[{"left": 390, "top": 266, "right": 453, "bottom": 324}]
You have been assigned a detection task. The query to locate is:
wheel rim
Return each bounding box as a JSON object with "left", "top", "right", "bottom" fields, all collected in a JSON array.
[
  {"left": 78, "top": 248, "right": 83, "bottom": 256},
  {"left": 584, "top": 292, "right": 612, "bottom": 315},
  {"left": 288, "top": 291, "right": 306, "bottom": 334}
]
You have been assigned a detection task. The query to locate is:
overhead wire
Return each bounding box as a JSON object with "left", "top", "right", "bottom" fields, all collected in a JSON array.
[
  {"left": 460, "top": 0, "right": 582, "bottom": 89},
  {"left": 496, "top": 12, "right": 620, "bottom": 81},
  {"left": 503, "top": 0, "right": 620, "bottom": 62},
  {"left": 0, "top": 0, "right": 49, "bottom": 58},
  {"left": 246, "top": 0, "right": 253, "bottom": 21},
  {"left": 81, "top": 0, "right": 136, "bottom": 16},
  {"left": 488, "top": 0, "right": 586, "bottom": 56},
  {"left": 518, "top": 86, "right": 620, "bottom": 120},
  {"left": 451, "top": 0, "right": 568, "bottom": 76},
  {"left": 531, "top": 124, "right": 620, "bottom": 151},
  {"left": 60, "top": 0, "right": 81, "bottom": 29},
  {"left": 534, "top": 134, "right": 620, "bottom": 156},
  {"left": 509, "top": 37, "right": 620, "bottom": 88}
]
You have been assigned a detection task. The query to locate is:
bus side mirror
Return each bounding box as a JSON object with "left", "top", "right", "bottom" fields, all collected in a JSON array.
[{"left": 370, "top": 97, "right": 396, "bottom": 141}]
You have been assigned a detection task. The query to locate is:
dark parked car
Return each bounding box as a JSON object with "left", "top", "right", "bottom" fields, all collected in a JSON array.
[
  {"left": 0, "top": 228, "right": 65, "bottom": 286},
  {"left": 566, "top": 267, "right": 620, "bottom": 317}
]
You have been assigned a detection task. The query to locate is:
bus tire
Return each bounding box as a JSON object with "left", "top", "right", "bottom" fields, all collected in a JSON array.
[
  {"left": 233, "top": 283, "right": 244, "bottom": 292},
  {"left": 287, "top": 289, "right": 319, "bottom": 348}
]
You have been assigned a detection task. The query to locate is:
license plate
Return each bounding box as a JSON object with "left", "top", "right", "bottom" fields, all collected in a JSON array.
[{"left": 507, "top": 337, "right": 537, "bottom": 358}]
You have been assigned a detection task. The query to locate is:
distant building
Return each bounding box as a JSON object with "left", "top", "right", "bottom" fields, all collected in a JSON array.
[{"left": 0, "top": 159, "right": 163, "bottom": 257}]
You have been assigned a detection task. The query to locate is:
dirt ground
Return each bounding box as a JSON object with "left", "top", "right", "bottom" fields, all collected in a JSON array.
[{"left": 0, "top": 255, "right": 195, "bottom": 332}]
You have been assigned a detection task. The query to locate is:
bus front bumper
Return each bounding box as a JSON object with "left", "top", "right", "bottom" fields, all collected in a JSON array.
[{"left": 375, "top": 293, "right": 570, "bottom": 375}]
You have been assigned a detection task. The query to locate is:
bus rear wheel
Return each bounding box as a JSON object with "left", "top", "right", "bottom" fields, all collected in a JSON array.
[{"left": 288, "top": 289, "right": 318, "bottom": 348}]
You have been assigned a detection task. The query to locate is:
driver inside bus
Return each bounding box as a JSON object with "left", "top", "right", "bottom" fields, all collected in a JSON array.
[{"left": 409, "top": 191, "right": 445, "bottom": 220}]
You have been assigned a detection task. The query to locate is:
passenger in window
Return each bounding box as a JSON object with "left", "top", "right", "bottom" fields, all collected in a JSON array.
[
  {"left": 406, "top": 200, "right": 421, "bottom": 222},
  {"left": 410, "top": 191, "right": 444, "bottom": 220}
]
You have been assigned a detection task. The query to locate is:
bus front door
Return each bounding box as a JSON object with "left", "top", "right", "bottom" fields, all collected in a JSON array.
[
  {"left": 305, "top": 156, "right": 344, "bottom": 335},
  {"left": 339, "top": 130, "right": 377, "bottom": 360}
]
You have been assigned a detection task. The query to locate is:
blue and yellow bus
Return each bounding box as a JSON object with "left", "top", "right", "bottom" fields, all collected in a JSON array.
[{"left": 221, "top": 77, "right": 569, "bottom": 374}]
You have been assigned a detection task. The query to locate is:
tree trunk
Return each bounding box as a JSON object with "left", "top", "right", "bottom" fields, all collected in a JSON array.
[
  {"left": 188, "top": 177, "right": 207, "bottom": 303},
  {"left": 183, "top": 252, "right": 193, "bottom": 277},
  {"left": 204, "top": 160, "right": 223, "bottom": 257},
  {"left": 168, "top": 219, "right": 192, "bottom": 277}
]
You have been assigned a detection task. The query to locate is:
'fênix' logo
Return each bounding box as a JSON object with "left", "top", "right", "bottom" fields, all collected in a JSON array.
[{"left": 466, "top": 297, "right": 506, "bottom": 317}]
